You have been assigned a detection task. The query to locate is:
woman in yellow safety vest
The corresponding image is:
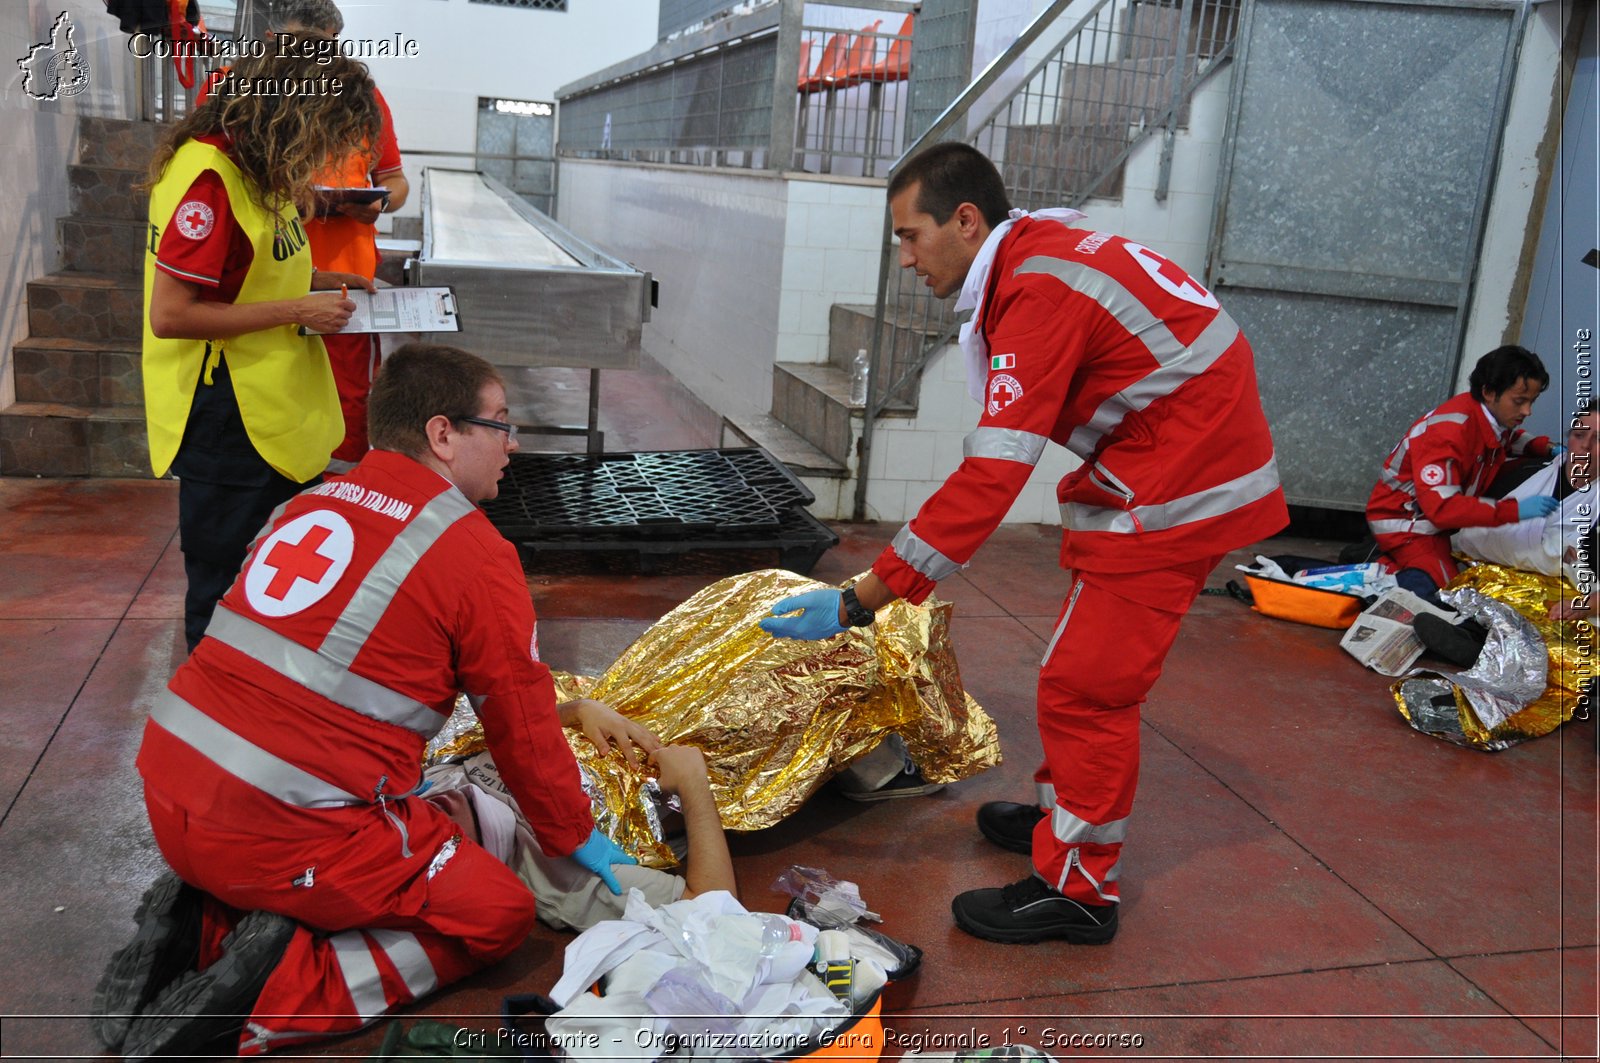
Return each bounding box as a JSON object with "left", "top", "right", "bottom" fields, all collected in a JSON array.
[{"left": 142, "top": 47, "right": 381, "bottom": 652}]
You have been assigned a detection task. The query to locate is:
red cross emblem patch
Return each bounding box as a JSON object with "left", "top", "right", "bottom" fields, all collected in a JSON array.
[
  {"left": 1419, "top": 463, "right": 1445, "bottom": 487},
  {"left": 173, "top": 200, "right": 215, "bottom": 240},
  {"left": 987, "top": 373, "right": 1024, "bottom": 416},
  {"left": 1124, "top": 241, "right": 1218, "bottom": 309},
  {"left": 243, "top": 510, "right": 355, "bottom": 617}
]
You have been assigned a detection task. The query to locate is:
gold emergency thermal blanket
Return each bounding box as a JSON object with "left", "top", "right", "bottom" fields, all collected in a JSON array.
[
  {"left": 429, "top": 569, "right": 1001, "bottom": 866},
  {"left": 1391, "top": 562, "right": 1596, "bottom": 750}
]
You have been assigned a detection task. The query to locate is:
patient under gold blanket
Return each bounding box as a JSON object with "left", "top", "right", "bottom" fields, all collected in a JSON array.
[{"left": 430, "top": 569, "right": 1002, "bottom": 866}]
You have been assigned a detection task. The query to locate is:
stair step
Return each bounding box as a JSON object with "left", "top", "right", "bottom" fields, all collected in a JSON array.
[
  {"left": 13, "top": 338, "right": 142, "bottom": 406},
  {"left": 772, "top": 362, "right": 855, "bottom": 465},
  {"left": 827, "top": 304, "right": 933, "bottom": 412},
  {"left": 57, "top": 217, "right": 147, "bottom": 274},
  {"left": 27, "top": 271, "right": 143, "bottom": 342},
  {"left": 720, "top": 414, "right": 846, "bottom": 478},
  {"left": 75, "top": 116, "right": 165, "bottom": 170},
  {"left": 0, "top": 402, "right": 147, "bottom": 478},
  {"left": 69, "top": 164, "right": 149, "bottom": 221}
]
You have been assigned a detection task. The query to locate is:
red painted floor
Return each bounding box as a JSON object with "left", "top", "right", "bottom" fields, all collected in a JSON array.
[{"left": 0, "top": 367, "right": 1595, "bottom": 1060}]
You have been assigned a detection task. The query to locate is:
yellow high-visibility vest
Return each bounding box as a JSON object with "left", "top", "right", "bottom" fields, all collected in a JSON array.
[{"left": 143, "top": 139, "right": 340, "bottom": 482}]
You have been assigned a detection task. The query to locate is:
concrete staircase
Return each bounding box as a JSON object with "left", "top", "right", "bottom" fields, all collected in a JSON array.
[
  {"left": 722, "top": 299, "right": 946, "bottom": 483},
  {"left": 1, "top": 116, "right": 162, "bottom": 477},
  {"left": 1000, "top": 0, "right": 1237, "bottom": 207}
]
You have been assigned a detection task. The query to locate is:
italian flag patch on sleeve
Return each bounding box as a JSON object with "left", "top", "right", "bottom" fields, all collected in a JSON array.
[{"left": 991, "top": 353, "right": 1015, "bottom": 370}]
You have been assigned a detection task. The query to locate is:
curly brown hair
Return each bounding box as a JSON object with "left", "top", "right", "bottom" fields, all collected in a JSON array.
[{"left": 148, "top": 47, "right": 380, "bottom": 216}]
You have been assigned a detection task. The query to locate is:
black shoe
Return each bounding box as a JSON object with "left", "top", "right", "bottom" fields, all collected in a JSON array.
[
  {"left": 90, "top": 873, "right": 203, "bottom": 1051},
  {"left": 1414, "top": 613, "right": 1488, "bottom": 669},
  {"left": 122, "top": 909, "right": 295, "bottom": 1062},
  {"left": 976, "top": 801, "right": 1044, "bottom": 854},
  {"left": 951, "top": 874, "right": 1118, "bottom": 945},
  {"left": 837, "top": 765, "right": 944, "bottom": 802}
]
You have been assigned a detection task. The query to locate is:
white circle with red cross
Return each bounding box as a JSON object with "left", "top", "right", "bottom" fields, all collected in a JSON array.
[
  {"left": 987, "top": 373, "right": 1024, "bottom": 415},
  {"left": 1419, "top": 463, "right": 1445, "bottom": 487},
  {"left": 174, "top": 200, "right": 215, "bottom": 240},
  {"left": 243, "top": 510, "right": 355, "bottom": 617},
  {"left": 1124, "top": 241, "right": 1218, "bottom": 309}
]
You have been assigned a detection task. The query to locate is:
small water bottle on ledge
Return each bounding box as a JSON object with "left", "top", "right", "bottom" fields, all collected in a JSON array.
[{"left": 850, "top": 348, "right": 870, "bottom": 406}]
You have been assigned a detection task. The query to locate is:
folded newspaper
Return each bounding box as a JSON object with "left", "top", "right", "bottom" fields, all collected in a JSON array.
[{"left": 1340, "top": 588, "right": 1459, "bottom": 676}]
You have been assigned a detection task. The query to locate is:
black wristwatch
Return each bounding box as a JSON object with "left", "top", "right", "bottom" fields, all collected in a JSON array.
[{"left": 840, "top": 585, "right": 875, "bottom": 627}]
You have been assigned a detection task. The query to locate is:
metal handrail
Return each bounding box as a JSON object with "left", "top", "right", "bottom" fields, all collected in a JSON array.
[{"left": 851, "top": 0, "right": 1241, "bottom": 519}]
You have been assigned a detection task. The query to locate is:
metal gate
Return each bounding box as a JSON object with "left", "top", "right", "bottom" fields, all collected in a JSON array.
[{"left": 1207, "top": 0, "right": 1526, "bottom": 509}]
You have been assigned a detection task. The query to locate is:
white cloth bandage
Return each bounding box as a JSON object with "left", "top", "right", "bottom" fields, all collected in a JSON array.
[{"left": 956, "top": 207, "right": 1087, "bottom": 403}]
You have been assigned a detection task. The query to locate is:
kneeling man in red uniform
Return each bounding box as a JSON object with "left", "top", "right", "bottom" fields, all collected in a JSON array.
[{"left": 97, "top": 343, "right": 642, "bottom": 1057}]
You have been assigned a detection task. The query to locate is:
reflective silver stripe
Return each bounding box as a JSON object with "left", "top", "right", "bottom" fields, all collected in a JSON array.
[
  {"left": 1041, "top": 578, "right": 1085, "bottom": 666},
  {"left": 964, "top": 427, "right": 1048, "bottom": 466},
  {"left": 1379, "top": 467, "right": 1416, "bottom": 496},
  {"left": 890, "top": 524, "right": 964, "bottom": 582},
  {"left": 1010, "top": 256, "right": 1242, "bottom": 457},
  {"left": 1103, "top": 857, "right": 1122, "bottom": 884},
  {"left": 331, "top": 931, "right": 388, "bottom": 1020},
  {"left": 1409, "top": 412, "right": 1468, "bottom": 438},
  {"left": 321, "top": 489, "right": 477, "bottom": 669},
  {"left": 208, "top": 607, "right": 443, "bottom": 737},
  {"left": 1049, "top": 806, "right": 1129, "bottom": 846},
  {"left": 1370, "top": 516, "right": 1441, "bottom": 536},
  {"left": 1060, "top": 456, "right": 1281, "bottom": 535},
  {"left": 149, "top": 690, "right": 361, "bottom": 808},
  {"left": 1056, "top": 846, "right": 1119, "bottom": 903},
  {"left": 369, "top": 929, "right": 439, "bottom": 1001},
  {"left": 1429, "top": 484, "right": 1462, "bottom": 499},
  {"left": 1034, "top": 780, "right": 1056, "bottom": 809}
]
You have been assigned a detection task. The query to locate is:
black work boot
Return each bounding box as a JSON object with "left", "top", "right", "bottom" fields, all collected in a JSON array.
[
  {"left": 1414, "top": 613, "right": 1489, "bottom": 669},
  {"left": 952, "top": 874, "right": 1118, "bottom": 945},
  {"left": 122, "top": 909, "right": 296, "bottom": 1062},
  {"left": 90, "top": 873, "right": 203, "bottom": 1051},
  {"left": 976, "top": 801, "right": 1045, "bottom": 854}
]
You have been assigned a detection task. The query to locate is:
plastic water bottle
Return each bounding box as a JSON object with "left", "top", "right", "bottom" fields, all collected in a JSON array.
[
  {"left": 850, "top": 348, "right": 870, "bottom": 406},
  {"left": 755, "top": 913, "right": 803, "bottom": 957}
]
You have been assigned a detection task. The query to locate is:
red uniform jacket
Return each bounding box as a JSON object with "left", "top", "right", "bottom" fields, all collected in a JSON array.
[
  {"left": 137, "top": 449, "right": 593, "bottom": 857},
  {"left": 1366, "top": 390, "right": 1551, "bottom": 539},
  {"left": 873, "top": 218, "right": 1288, "bottom": 602}
]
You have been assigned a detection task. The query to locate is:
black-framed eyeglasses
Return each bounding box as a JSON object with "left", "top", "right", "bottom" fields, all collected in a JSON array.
[{"left": 456, "top": 416, "right": 518, "bottom": 443}]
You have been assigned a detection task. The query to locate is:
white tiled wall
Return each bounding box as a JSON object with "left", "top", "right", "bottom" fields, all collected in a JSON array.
[{"left": 777, "top": 176, "right": 885, "bottom": 363}]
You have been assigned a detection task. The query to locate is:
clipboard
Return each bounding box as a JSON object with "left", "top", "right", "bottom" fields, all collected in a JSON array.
[
  {"left": 301, "top": 286, "right": 461, "bottom": 335},
  {"left": 312, "top": 185, "right": 390, "bottom": 217}
]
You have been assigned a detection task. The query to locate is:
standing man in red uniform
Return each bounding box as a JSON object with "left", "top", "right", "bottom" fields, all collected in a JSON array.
[
  {"left": 99, "top": 344, "right": 641, "bottom": 1058},
  {"left": 762, "top": 144, "right": 1287, "bottom": 945},
  {"left": 1365, "top": 345, "right": 1559, "bottom": 602}
]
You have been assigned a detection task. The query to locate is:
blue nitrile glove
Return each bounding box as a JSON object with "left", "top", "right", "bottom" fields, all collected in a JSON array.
[
  {"left": 1548, "top": 444, "right": 1566, "bottom": 458},
  {"left": 1517, "top": 495, "right": 1560, "bottom": 520},
  {"left": 571, "top": 827, "right": 636, "bottom": 895},
  {"left": 759, "top": 588, "right": 848, "bottom": 640}
]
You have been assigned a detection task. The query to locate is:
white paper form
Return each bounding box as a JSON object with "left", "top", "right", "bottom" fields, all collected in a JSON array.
[{"left": 303, "top": 286, "right": 459, "bottom": 335}]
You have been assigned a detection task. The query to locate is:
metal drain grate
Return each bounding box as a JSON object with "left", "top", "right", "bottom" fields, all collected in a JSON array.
[{"left": 482, "top": 447, "right": 838, "bottom": 574}]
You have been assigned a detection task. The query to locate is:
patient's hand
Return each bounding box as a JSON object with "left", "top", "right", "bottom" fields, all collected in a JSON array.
[
  {"left": 1548, "top": 594, "right": 1594, "bottom": 622},
  {"left": 563, "top": 698, "right": 662, "bottom": 767},
  {"left": 651, "top": 745, "right": 711, "bottom": 799}
]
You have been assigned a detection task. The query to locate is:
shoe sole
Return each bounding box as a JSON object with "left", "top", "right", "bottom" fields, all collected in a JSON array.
[
  {"left": 122, "top": 911, "right": 295, "bottom": 1063},
  {"left": 838, "top": 782, "right": 945, "bottom": 803},
  {"left": 90, "top": 874, "right": 198, "bottom": 1051},
  {"left": 950, "top": 898, "right": 1118, "bottom": 946}
]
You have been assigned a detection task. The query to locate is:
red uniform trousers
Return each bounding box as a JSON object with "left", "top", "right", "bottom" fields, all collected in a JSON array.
[
  {"left": 1374, "top": 531, "right": 1458, "bottom": 589},
  {"left": 146, "top": 787, "right": 537, "bottom": 1055},
  {"left": 324, "top": 331, "right": 382, "bottom": 464},
  {"left": 1029, "top": 556, "right": 1218, "bottom": 904}
]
